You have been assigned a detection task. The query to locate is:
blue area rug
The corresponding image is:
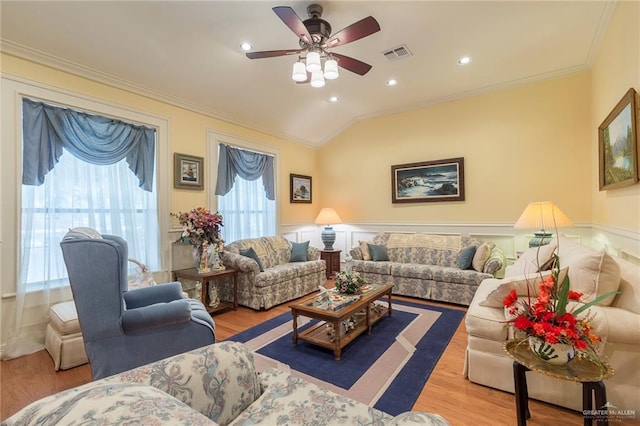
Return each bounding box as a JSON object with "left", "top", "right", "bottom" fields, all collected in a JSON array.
[{"left": 229, "top": 299, "right": 464, "bottom": 416}]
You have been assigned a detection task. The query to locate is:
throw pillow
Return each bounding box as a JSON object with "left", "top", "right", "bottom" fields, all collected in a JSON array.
[
  {"left": 472, "top": 242, "right": 495, "bottom": 272},
  {"left": 359, "top": 240, "right": 372, "bottom": 261},
  {"left": 505, "top": 242, "right": 558, "bottom": 277},
  {"left": 480, "top": 268, "right": 567, "bottom": 308},
  {"left": 556, "top": 235, "right": 621, "bottom": 306},
  {"left": 69, "top": 227, "right": 103, "bottom": 239},
  {"left": 239, "top": 247, "right": 264, "bottom": 272},
  {"left": 368, "top": 244, "right": 390, "bottom": 261},
  {"left": 289, "top": 241, "right": 309, "bottom": 262},
  {"left": 458, "top": 245, "right": 477, "bottom": 270}
]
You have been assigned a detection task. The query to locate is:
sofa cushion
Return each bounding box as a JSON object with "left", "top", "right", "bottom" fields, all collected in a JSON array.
[
  {"left": 3, "top": 383, "right": 213, "bottom": 426},
  {"left": 352, "top": 259, "right": 392, "bottom": 275},
  {"left": 369, "top": 244, "right": 390, "bottom": 261},
  {"left": 240, "top": 247, "right": 264, "bottom": 272},
  {"left": 557, "top": 235, "right": 621, "bottom": 306},
  {"left": 255, "top": 265, "right": 298, "bottom": 287},
  {"left": 290, "top": 241, "right": 309, "bottom": 262},
  {"left": 360, "top": 240, "right": 372, "bottom": 261},
  {"left": 472, "top": 242, "right": 494, "bottom": 272},
  {"left": 505, "top": 242, "right": 558, "bottom": 277},
  {"left": 458, "top": 245, "right": 476, "bottom": 270}
]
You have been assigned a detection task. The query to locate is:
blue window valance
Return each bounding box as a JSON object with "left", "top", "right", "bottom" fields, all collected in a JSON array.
[
  {"left": 22, "top": 98, "right": 157, "bottom": 191},
  {"left": 215, "top": 143, "right": 275, "bottom": 200}
]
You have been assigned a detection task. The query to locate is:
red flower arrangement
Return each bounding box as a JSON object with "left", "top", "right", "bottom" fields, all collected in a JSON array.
[{"left": 504, "top": 254, "right": 617, "bottom": 360}]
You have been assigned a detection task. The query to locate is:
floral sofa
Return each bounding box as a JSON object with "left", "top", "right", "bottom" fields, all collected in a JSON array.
[
  {"left": 222, "top": 236, "right": 325, "bottom": 310},
  {"left": 3, "top": 341, "right": 450, "bottom": 426},
  {"left": 464, "top": 235, "right": 640, "bottom": 413},
  {"left": 350, "top": 233, "right": 505, "bottom": 306}
]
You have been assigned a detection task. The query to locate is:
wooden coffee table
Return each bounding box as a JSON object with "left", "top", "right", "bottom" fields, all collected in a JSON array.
[{"left": 289, "top": 284, "right": 393, "bottom": 361}]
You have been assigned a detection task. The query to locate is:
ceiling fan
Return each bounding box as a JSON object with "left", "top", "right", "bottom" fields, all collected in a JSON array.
[{"left": 246, "top": 4, "right": 380, "bottom": 86}]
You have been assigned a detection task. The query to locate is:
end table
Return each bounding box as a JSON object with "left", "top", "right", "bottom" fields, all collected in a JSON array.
[
  {"left": 504, "top": 339, "right": 614, "bottom": 426},
  {"left": 172, "top": 267, "right": 238, "bottom": 315},
  {"left": 320, "top": 249, "right": 341, "bottom": 279}
]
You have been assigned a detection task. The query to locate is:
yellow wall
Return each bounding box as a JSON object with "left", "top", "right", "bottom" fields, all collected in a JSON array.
[
  {"left": 591, "top": 0, "right": 640, "bottom": 233},
  {"left": 318, "top": 73, "right": 593, "bottom": 225},
  {"left": 0, "top": 53, "right": 320, "bottom": 225}
]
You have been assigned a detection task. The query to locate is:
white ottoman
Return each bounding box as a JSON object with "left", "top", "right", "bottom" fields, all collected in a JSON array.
[{"left": 44, "top": 301, "right": 88, "bottom": 370}]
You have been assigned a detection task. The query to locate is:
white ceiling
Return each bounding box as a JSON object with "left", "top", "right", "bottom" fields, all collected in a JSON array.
[{"left": 1, "top": 1, "right": 614, "bottom": 147}]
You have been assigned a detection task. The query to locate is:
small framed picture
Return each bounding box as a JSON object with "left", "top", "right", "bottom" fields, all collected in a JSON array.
[
  {"left": 290, "top": 174, "right": 312, "bottom": 203},
  {"left": 174, "top": 153, "right": 204, "bottom": 190},
  {"left": 598, "top": 88, "right": 638, "bottom": 191},
  {"left": 391, "top": 157, "right": 465, "bottom": 203}
]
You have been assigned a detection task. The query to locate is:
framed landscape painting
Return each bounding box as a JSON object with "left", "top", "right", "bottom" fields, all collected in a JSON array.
[
  {"left": 290, "top": 174, "right": 312, "bottom": 203},
  {"left": 391, "top": 157, "right": 465, "bottom": 203},
  {"left": 599, "top": 88, "right": 638, "bottom": 191},
  {"left": 174, "top": 153, "right": 204, "bottom": 190}
]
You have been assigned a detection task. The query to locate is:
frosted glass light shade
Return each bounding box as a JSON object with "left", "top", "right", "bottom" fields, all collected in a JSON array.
[
  {"left": 306, "top": 51, "right": 321, "bottom": 72},
  {"left": 291, "top": 61, "right": 307, "bottom": 82},
  {"left": 310, "top": 70, "right": 325, "bottom": 88},
  {"left": 324, "top": 59, "right": 339, "bottom": 79}
]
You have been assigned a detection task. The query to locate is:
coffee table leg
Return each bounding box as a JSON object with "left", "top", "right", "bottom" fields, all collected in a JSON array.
[
  {"left": 387, "top": 290, "right": 393, "bottom": 316},
  {"left": 334, "top": 320, "right": 341, "bottom": 361},
  {"left": 292, "top": 311, "right": 298, "bottom": 346}
]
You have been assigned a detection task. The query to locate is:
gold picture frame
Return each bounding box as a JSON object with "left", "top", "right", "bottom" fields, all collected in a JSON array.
[
  {"left": 174, "top": 153, "right": 204, "bottom": 190},
  {"left": 598, "top": 88, "right": 638, "bottom": 191}
]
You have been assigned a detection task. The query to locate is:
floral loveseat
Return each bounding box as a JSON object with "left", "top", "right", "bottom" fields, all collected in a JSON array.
[
  {"left": 464, "top": 235, "right": 640, "bottom": 413},
  {"left": 3, "top": 341, "right": 450, "bottom": 426},
  {"left": 350, "top": 233, "right": 505, "bottom": 306},
  {"left": 222, "top": 236, "right": 325, "bottom": 310}
]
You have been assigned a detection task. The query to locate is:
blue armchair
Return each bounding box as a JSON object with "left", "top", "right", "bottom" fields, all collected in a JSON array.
[{"left": 60, "top": 231, "right": 215, "bottom": 380}]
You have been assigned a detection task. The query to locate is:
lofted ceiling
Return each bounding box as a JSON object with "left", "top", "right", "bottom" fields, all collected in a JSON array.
[{"left": 1, "top": 1, "right": 614, "bottom": 147}]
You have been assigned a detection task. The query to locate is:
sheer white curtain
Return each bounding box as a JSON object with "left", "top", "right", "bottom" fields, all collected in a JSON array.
[
  {"left": 4, "top": 151, "right": 160, "bottom": 358},
  {"left": 218, "top": 175, "right": 276, "bottom": 242}
]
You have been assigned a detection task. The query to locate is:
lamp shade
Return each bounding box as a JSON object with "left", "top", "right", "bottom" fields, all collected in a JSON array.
[
  {"left": 514, "top": 201, "right": 573, "bottom": 230},
  {"left": 310, "top": 70, "right": 325, "bottom": 88},
  {"left": 314, "top": 208, "right": 342, "bottom": 225},
  {"left": 306, "top": 51, "right": 321, "bottom": 72},
  {"left": 291, "top": 61, "right": 307, "bottom": 82},
  {"left": 324, "top": 59, "right": 339, "bottom": 80}
]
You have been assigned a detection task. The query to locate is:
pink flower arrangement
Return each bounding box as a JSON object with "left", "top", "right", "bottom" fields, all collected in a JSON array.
[{"left": 172, "top": 207, "right": 224, "bottom": 249}]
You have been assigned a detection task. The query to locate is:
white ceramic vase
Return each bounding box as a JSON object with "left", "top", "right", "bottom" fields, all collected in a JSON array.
[{"left": 528, "top": 336, "right": 576, "bottom": 365}]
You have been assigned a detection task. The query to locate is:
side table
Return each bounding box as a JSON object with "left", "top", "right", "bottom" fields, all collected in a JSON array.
[
  {"left": 172, "top": 268, "right": 238, "bottom": 315},
  {"left": 504, "top": 339, "right": 614, "bottom": 426},
  {"left": 320, "top": 249, "right": 341, "bottom": 279}
]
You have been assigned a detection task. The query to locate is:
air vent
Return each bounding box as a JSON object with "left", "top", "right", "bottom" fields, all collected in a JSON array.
[{"left": 382, "top": 44, "right": 413, "bottom": 62}]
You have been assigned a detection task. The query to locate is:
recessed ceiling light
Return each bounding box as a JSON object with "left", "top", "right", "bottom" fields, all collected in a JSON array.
[
  {"left": 386, "top": 79, "right": 398, "bottom": 87},
  {"left": 329, "top": 96, "right": 339, "bottom": 103},
  {"left": 457, "top": 56, "right": 472, "bottom": 65},
  {"left": 240, "top": 42, "right": 253, "bottom": 51}
]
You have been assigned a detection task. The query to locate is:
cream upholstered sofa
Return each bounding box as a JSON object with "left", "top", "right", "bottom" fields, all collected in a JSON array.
[
  {"left": 222, "top": 236, "right": 325, "bottom": 310},
  {"left": 464, "top": 235, "right": 640, "bottom": 412},
  {"left": 349, "top": 233, "right": 506, "bottom": 306},
  {"left": 4, "top": 341, "right": 449, "bottom": 426}
]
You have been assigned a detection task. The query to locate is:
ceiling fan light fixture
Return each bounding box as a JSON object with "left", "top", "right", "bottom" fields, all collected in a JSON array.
[
  {"left": 310, "top": 70, "right": 325, "bottom": 88},
  {"left": 324, "top": 59, "right": 339, "bottom": 80},
  {"left": 292, "top": 61, "right": 307, "bottom": 82},
  {"left": 306, "top": 51, "right": 321, "bottom": 72}
]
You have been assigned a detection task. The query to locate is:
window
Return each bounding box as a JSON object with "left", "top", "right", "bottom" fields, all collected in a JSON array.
[{"left": 217, "top": 175, "right": 276, "bottom": 242}]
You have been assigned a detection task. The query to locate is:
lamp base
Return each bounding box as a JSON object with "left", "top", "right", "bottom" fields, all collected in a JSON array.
[
  {"left": 529, "top": 231, "right": 553, "bottom": 248},
  {"left": 321, "top": 226, "right": 336, "bottom": 250}
]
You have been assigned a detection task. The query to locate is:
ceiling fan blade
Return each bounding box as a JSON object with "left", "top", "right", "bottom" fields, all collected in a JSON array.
[
  {"left": 324, "top": 16, "right": 380, "bottom": 48},
  {"left": 332, "top": 53, "right": 373, "bottom": 76},
  {"left": 272, "top": 6, "right": 313, "bottom": 45},
  {"left": 246, "top": 49, "right": 301, "bottom": 59}
]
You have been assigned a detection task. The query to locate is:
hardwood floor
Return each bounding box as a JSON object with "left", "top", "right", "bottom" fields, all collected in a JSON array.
[{"left": 1, "top": 294, "right": 587, "bottom": 425}]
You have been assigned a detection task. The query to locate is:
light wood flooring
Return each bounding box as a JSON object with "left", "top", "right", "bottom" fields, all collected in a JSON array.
[{"left": 1, "top": 294, "right": 587, "bottom": 425}]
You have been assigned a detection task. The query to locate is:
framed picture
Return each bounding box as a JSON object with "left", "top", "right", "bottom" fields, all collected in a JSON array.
[
  {"left": 391, "top": 157, "right": 465, "bottom": 203},
  {"left": 599, "top": 88, "right": 638, "bottom": 191},
  {"left": 290, "top": 174, "right": 312, "bottom": 203},
  {"left": 174, "top": 153, "right": 204, "bottom": 190}
]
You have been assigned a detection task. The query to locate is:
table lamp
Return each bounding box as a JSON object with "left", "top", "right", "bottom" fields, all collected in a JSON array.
[
  {"left": 314, "top": 208, "right": 342, "bottom": 250},
  {"left": 514, "top": 201, "right": 573, "bottom": 247}
]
